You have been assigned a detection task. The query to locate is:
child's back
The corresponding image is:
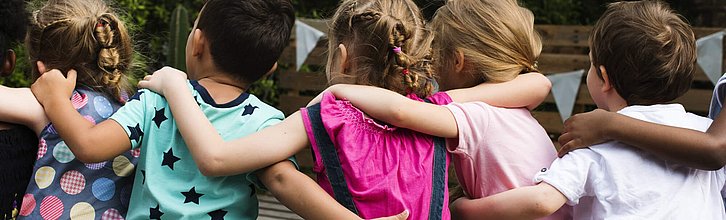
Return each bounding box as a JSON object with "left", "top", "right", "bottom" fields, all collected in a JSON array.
[
  {"left": 525, "top": 1, "right": 725, "bottom": 219},
  {"left": 536, "top": 105, "right": 723, "bottom": 219},
  {"left": 113, "top": 82, "right": 284, "bottom": 219},
  {"left": 17, "top": 0, "right": 138, "bottom": 218}
]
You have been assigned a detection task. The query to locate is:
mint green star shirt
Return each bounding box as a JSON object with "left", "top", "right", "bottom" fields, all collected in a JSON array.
[{"left": 110, "top": 80, "right": 292, "bottom": 220}]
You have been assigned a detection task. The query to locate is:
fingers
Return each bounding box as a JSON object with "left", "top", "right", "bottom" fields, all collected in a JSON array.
[
  {"left": 558, "top": 132, "right": 573, "bottom": 147},
  {"left": 66, "top": 69, "right": 77, "bottom": 82},
  {"left": 395, "top": 210, "right": 409, "bottom": 220},
  {"left": 37, "top": 61, "right": 46, "bottom": 73}
]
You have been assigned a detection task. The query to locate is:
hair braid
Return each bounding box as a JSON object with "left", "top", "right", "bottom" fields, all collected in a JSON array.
[{"left": 94, "top": 14, "right": 124, "bottom": 100}]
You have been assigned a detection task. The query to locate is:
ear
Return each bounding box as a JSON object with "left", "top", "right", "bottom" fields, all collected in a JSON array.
[
  {"left": 191, "top": 29, "right": 205, "bottom": 57},
  {"left": 598, "top": 65, "right": 613, "bottom": 93},
  {"left": 264, "top": 62, "right": 278, "bottom": 77},
  {"left": 454, "top": 49, "right": 465, "bottom": 74},
  {"left": 336, "top": 44, "right": 349, "bottom": 74},
  {"left": 1, "top": 50, "right": 16, "bottom": 77}
]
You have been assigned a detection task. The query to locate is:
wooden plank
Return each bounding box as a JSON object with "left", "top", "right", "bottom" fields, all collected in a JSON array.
[
  {"left": 257, "top": 193, "right": 303, "bottom": 220},
  {"left": 278, "top": 95, "right": 314, "bottom": 116},
  {"left": 278, "top": 70, "right": 327, "bottom": 91}
]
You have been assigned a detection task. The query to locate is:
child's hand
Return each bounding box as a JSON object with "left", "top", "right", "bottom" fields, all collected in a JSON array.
[
  {"left": 31, "top": 61, "right": 77, "bottom": 106},
  {"left": 558, "top": 109, "right": 614, "bottom": 156},
  {"left": 137, "top": 66, "right": 187, "bottom": 96},
  {"left": 369, "top": 210, "right": 409, "bottom": 220}
]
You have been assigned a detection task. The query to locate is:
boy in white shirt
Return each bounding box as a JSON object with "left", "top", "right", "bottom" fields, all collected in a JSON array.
[{"left": 450, "top": 1, "right": 726, "bottom": 219}]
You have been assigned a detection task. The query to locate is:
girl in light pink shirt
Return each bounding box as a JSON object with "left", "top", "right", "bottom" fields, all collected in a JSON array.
[
  {"left": 135, "top": 0, "right": 552, "bottom": 219},
  {"left": 321, "top": 0, "right": 571, "bottom": 219}
]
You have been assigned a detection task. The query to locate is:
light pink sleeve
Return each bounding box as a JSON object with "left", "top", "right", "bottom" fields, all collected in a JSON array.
[{"left": 443, "top": 102, "right": 490, "bottom": 155}]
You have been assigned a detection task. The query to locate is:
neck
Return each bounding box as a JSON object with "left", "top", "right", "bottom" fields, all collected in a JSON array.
[
  {"left": 196, "top": 72, "right": 247, "bottom": 104},
  {"left": 603, "top": 94, "right": 628, "bottom": 112}
]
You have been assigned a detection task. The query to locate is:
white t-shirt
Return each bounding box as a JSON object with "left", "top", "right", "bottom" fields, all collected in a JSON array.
[{"left": 535, "top": 104, "right": 726, "bottom": 220}]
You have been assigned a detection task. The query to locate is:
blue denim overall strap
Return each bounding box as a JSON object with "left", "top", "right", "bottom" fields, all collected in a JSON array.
[
  {"left": 424, "top": 98, "right": 447, "bottom": 220},
  {"left": 305, "top": 103, "right": 359, "bottom": 215}
]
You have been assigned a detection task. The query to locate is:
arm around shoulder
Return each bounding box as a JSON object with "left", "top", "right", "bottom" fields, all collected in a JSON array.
[{"left": 452, "top": 183, "right": 567, "bottom": 220}]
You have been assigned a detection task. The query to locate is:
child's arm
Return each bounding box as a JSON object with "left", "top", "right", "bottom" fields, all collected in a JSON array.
[
  {"left": 450, "top": 183, "right": 567, "bottom": 220},
  {"left": 30, "top": 68, "right": 131, "bottom": 163},
  {"left": 138, "top": 67, "right": 309, "bottom": 176},
  {"left": 558, "top": 109, "right": 726, "bottom": 170},
  {"left": 324, "top": 84, "right": 459, "bottom": 138},
  {"left": 309, "top": 73, "right": 551, "bottom": 138},
  {"left": 0, "top": 85, "right": 47, "bottom": 133},
  {"left": 445, "top": 73, "right": 552, "bottom": 110},
  {"left": 259, "top": 160, "right": 409, "bottom": 220}
]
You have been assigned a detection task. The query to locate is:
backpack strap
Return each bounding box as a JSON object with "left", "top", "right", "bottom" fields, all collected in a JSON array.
[
  {"left": 305, "top": 103, "right": 359, "bottom": 215},
  {"left": 424, "top": 98, "right": 447, "bottom": 220}
]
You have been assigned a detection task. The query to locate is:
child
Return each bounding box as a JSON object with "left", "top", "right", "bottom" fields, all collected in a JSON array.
[
  {"left": 30, "top": 0, "right": 400, "bottom": 219},
  {"left": 137, "top": 0, "right": 553, "bottom": 219},
  {"left": 0, "top": 0, "right": 37, "bottom": 219},
  {"left": 454, "top": 1, "right": 725, "bottom": 219},
  {"left": 0, "top": 0, "right": 139, "bottom": 218},
  {"left": 304, "top": 0, "right": 570, "bottom": 219}
]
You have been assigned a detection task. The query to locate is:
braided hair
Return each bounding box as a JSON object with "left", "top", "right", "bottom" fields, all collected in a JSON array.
[
  {"left": 27, "top": 0, "right": 134, "bottom": 103},
  {"left": 327, "top": 0, "right": 435, "bottom": 97}
]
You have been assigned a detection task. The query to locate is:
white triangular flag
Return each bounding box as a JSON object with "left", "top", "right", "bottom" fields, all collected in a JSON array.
[
  {"left": 547, "top": 70, "right": 585, "bottom": 122},
  {"left": 696, "top": 31, "right": 725, "bottom": 85},
  {"left": 295, "top": 20, "right": 326, "bottom": 70}
]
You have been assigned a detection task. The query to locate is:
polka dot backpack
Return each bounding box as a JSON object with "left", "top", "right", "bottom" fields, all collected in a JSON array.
[{"left": 18, "top": 88, "right": 139, "bottom": 220}]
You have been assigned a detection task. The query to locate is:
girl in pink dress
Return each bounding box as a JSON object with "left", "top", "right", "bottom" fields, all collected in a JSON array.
[{"left": 136, "top": 0, "right": 551, "bottom": 219}]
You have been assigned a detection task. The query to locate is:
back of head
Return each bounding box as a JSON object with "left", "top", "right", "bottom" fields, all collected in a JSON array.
[
  {"left": 196, "top": 0, "right": 294, "bottom": 85},
  {"left": 327, "top": 0, "right": 435, "bottom": 97},
  {"left": 0, "top": 0, "right": 28, "bottom": 61},
  {"left": 431, "top": 0, "right": 542, "bottom": 84},
  {"left": 591, "top": 0, "right": 696, "bottom": 105},
  {"left": 27, "top": 0, "right": 133, "bottom": 102}
]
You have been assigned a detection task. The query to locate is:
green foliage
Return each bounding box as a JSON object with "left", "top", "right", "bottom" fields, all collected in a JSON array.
[{"left": 167, "top": 5, "right": 190, "bottom": 72}]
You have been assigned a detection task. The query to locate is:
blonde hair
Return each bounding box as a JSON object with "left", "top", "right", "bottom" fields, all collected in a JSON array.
[
  {"left": 327, "top": 0, "right": 435, "bottom": 97},
  {"left": 431, "top": 0, "right": 542, "bottom": 84},
  {"left": 27, "top": 0, "right": 133, "bottom": 102}
]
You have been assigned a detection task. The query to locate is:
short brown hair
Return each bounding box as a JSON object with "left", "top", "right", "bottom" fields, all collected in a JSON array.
[
  {"left": 327, "top": 0, "right": 435, "bottom": 98},
  {"left": 590, "top": 0, "right": 696, "bottom": 105}
]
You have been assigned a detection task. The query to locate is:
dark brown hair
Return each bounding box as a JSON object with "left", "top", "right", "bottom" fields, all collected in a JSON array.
[
  {"left": 27, "top": 0, "right": 133, "bottom": 103},
  {"left": 197, "top": 0, "right": 294, "bottom": 85},
  {"left": 590, "top": 0, "right": 696, "bottom": 105},
  {"left": 327, "top": 0, "right": 435, "bottom": 97}
]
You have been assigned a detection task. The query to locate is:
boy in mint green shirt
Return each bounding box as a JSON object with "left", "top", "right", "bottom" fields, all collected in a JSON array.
[{"left": 30, "top": 0, "right": 378, "bottom": 219}]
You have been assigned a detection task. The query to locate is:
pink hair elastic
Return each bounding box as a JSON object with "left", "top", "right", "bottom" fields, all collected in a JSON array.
[{"left": 393, "top": 46, "right": 402, "bottom": 54}]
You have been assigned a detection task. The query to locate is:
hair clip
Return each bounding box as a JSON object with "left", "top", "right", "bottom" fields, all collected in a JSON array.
[
  {"left": 402, "top": 69, "right": 409, "bottom": 75},
  {"left": 393, "top": 47, "right": 402, "bottom": 54}
]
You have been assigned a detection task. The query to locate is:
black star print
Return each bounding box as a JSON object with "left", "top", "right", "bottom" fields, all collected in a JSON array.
[
  {"left": 153, "top": 107, "right": 168, "bottom": 128},
  {"left": 128, "top": 124, "right": 143, "bottom": 143},
  {"left": 208, "top": 209, "right": 227, "bottom": 220},
  {"left": 161, "top": 148, "right": 181, "bottom": 170},
  {"left": 241, "top": 104, "right": 259, "bottom": 116},
  {"left": 194, "top": 95, "right": 202, "bottom": 106},
  {"left": 150, "top": 204, "right": 164, "bottom": 219},
  {"left": 248, "top": 184, "right": 256, "bottom": 197},
  {"left": 129, "top": 91, "right": 144, "bottom": 102},
  {"left": 181, "top": 187, "right": 204, "bottom": 204},
  {"left": 141, "top": 170, "right": 146, "bottom": 184}
]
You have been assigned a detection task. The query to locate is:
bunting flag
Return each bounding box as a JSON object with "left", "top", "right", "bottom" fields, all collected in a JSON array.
[
  {"left": 696, "top": 31, "right": 725, "bottom": 85},
  {"left": 547, "top": 70, "right": 585, "bottom": 122},
  {"left": 295, "top": 20, "right": 326, "bottom": 70}
]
